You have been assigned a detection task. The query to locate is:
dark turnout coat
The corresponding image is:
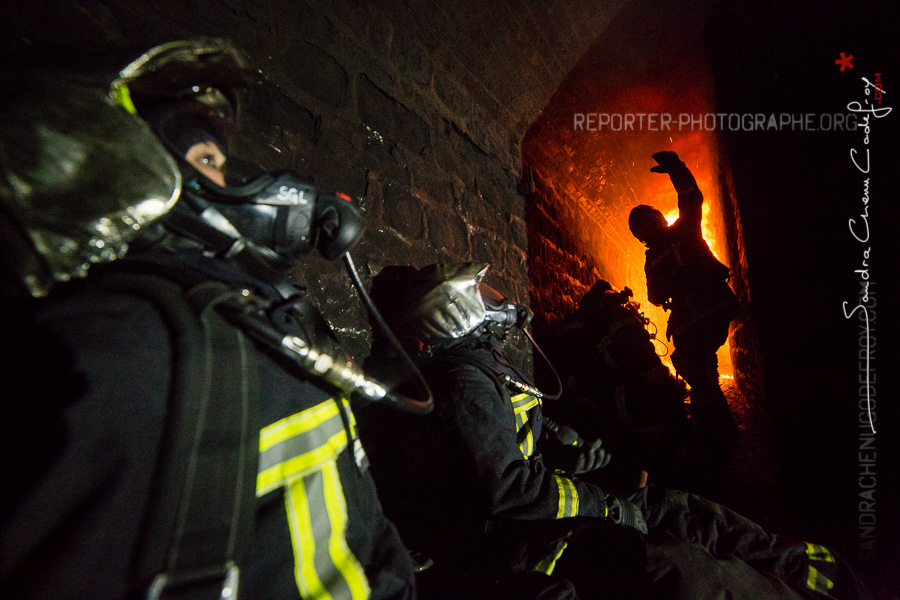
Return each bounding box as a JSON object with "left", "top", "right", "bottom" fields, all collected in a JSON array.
[
  {"left": 0, "top": 253, "right": 415, "bottom": 600},
  {"left": 643, "top": 163, "right": 740, "bottom": 340}
]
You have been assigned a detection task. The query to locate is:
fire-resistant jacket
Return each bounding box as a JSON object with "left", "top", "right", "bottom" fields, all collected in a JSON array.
[
  {"left": 359, "top": 332, "right": 617, "bottom": 586},
  {"left": 643, "top": 162, "right": 740, "bottom": 340},
  {"left": 434, "top": 352, "right": 609, "bottom": 523},
  {"left": 0, "top": 252, "right": 415, "bottom": 600}
]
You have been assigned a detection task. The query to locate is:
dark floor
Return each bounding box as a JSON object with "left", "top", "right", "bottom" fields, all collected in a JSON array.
[{"left": 688, "top": 378, "right": 894, "bottom": 600}]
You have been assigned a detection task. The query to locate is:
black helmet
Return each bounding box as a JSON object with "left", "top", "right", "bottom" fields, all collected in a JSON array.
[
  {"left": 628, "top": 204, "right": 668, "bottom": 245},
  {"left": 118, "top": 39, "right": 365, "bottom": 268}
]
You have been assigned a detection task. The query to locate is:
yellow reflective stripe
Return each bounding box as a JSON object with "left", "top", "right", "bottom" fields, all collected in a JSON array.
[
  {"left": 257, "top": 428, "right": 348, "bottom": 497},
  {"left": 806, "top": 542, "right": 835, "bottom": 563},
  {"left": 285, "top": 476, "right": 329, "bottom": 599},
  {"left": 516, "top": 412, "right": 535, "bottom": 458},
  {"left": 261, "top": 401, "right": 341, "bottom": 452},
  {"left": 271, "top": 399, "right": 369, "bottom": 600},
  {"left": 533, "top": 541, "right": 568, "bottom": 575},
  {"left": 805, "top": 543, "right": 836, "bottom": 594},
  {"left": 322, "top": 460, "right": 370, "bottom": 600},
  {"left": 511, "top": 393, "right": 537, "bottom": 458},
  {"left": 111, "top": 83, "right": 137, "bottom": 114},
  {"left": 511, "top": 393, "right": 540, "bottom": 413},
  {"left": 257, "top": 399, "right": 357, "bottom": 496},
  {"left": 806, "top": 566, "right": 836, "bottom": 594},
  {"left": 566, "top": 477, "right": 579, "bottom": 516},
  {"left": 554, "top": 475, "right": 567, "bottom": 518},
  {"left": 553, "top": 474, "right": 579, "bottom": 518}
]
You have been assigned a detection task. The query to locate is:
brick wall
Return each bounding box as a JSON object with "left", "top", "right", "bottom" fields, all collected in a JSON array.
[
  {"left": 522, "top": 0, "right": 762, "bottom": 402},
  {"left": 0, "top": 0, "right": 628, "bottom": 364}
]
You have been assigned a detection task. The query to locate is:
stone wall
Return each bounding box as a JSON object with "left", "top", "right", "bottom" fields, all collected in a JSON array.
[
  {"left": 521, "top": 0, "right": 760, "bottom": 398},
  {"left": 1, "top": 0, "right": 628, "bottom": 363}
]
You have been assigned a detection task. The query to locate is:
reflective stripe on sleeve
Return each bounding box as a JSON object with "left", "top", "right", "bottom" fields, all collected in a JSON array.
[
  {"left": 553, "top": 474, "right": 579, "bottom": 518},
  {"left": 805, "top": 542, "right": 836, "bottom": 596}
]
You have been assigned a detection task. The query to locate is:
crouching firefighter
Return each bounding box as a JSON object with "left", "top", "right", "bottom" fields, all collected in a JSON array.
[
  {"left": 0, "top": 39, "right": 430, "bottom": 600},
  {"left": 359, "top": 263, "right": 650, "bottom": 600},
  {"left": 547, "top": 279, "right": 691, "bottom": 486}
]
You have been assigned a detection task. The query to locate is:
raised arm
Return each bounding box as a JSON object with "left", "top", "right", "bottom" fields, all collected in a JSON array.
[{"left": 651, "top": 151, "right": 703, "bottom": 235}]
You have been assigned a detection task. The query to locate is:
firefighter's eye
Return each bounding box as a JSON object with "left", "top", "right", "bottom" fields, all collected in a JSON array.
[{"left": 184, "top": 140, "right": 227, "bottom": 188}]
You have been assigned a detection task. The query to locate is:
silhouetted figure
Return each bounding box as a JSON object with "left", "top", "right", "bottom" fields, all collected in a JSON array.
[
  {"left": 547, "top": 279, "right": 691, "bottom": 487},
  {"left": 629, "top": 151, "right": 741, "bottom": 440}
]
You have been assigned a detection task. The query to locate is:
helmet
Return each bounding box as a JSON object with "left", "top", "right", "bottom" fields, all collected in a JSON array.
[
  {"left": 0, "top": 52, "right": 181, "bottom": 296},
  {"left": 628, "top": 204, "right": 668, "bottom": 245},
  {"left": 0, "top": 38, "right": 364, "bottom": 296},
  {"left": 578, "top": 279, "right": 614, "bottom": 313},
  {"left": 403, "top": 263, "right": 532, "bottom": 345},
  {"left": 404, "top": 263, "right": 489, "bottom": 345},
  {"left": 119, "top": 39, "right": 365, "bottom": 267}
]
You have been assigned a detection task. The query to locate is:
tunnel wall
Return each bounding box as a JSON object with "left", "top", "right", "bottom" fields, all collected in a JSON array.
[
  {"left": 0, "top": 0, "right": 622, "bottom": 358},
  {"left": 521, "top": 0, "right": 762, "bottom": 400},
  {"left": 0, "top": 0, "right": 628, "bottom": 362}
]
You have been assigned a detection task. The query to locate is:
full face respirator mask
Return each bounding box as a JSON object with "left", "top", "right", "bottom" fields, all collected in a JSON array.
[
  {"left": 112, "top": 39, "right": 431, "bottom": 414},
  {"left": 405, "top": 263, "right": 562, "bottom": 399},
  {"left": 479, "top": 281, "right": 533, "bottom": 334},
  {"left": 178, "top": 165, "right": 365, "bottom": 263},
  {"left": 130, "top": 82, "right": 364, "bottom": 266}
]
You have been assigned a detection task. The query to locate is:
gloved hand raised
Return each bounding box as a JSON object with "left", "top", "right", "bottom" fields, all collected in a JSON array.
[
  {"left": 650, "top": 150, "right": 683, "bottom": 174},
  {"left": 606, "top": 494, "right": 648, "bottom": 535}
]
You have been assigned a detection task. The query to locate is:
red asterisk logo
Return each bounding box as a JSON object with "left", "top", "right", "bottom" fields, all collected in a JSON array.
[{"left": 835, "top": 52, "right": 854, "bottom": 72}]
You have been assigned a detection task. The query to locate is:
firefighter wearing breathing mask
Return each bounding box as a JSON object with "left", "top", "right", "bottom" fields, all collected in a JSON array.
[
  {"left": 358, "top": 263, "right": 650, "bottom": 600},
  {"left": 0, "top": 39, "right": 419, "bottom": 600},
  {"left": 358, "top": 263, "right": 874, "bottom": 600}
]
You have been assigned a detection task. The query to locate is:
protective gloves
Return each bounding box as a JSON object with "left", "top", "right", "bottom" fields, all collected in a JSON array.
[
  {"left": 543, "top": 420, "right": 611, "bottom": 475},
  {"left": 573, "top": 437, "right": 611, "bottom": 474},
  {"left": 606, "top": 494, "right": 648, "bottom": 535},
  {"left": 649, "top": 150, "right": 683, "bottom": 173},
  {"left": 650, "top": 150, "right": 698, "bottom": 196}
]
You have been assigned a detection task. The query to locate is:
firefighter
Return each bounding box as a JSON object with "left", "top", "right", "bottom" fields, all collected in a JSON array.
[
  {"left": 0, "top": 39, "right": 418, "bottom": 599},
  {"left": 360, "top": 263, "right": 873, "bottom": 600},
  {"left": 628, "top": 151, "right": 742, "bottom": 439},
  {"left": 360, "top": 263, "right": 650, "bottom": 600},
  {"left": 547, "top": 278, "right": 691, "bottom": 486}
]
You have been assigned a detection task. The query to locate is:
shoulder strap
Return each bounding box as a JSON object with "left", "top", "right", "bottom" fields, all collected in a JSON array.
[
  {"left": 435, "top": 350, "right": 511, "bottom": 404},
  {"left": 74, "top": 271, "right": 260, "bottom": 600}
]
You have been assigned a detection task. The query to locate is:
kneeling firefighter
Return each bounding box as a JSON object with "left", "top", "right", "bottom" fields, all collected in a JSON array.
[
  {"left": 548, "top": 279, "right": 691, "bottom": 485},
  {"left": 0, "top": 39, "right": 430, "bottom": 600}
]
